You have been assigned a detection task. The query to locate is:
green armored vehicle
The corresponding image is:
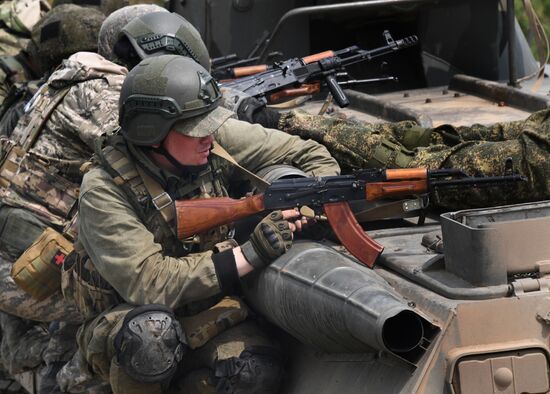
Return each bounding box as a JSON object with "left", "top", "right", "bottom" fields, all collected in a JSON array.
[{"left": 172, "top": 1, "right": 550, "bottom": 393}]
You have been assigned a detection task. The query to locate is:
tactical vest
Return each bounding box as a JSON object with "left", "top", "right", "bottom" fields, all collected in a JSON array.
[
  {"left": 95, "top": 135, "right": 233, "bottom": 257},
  {"left": 63, "top": 137, "right": 236, "bottom": 318},
  {"left": 0, "top": 83, "right": 77, "bottom": 229},
  {"left": 0, "top": 72, "right": 117, "bottom": 230}
]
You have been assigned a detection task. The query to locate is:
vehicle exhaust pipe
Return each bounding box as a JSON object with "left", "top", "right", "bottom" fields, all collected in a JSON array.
[{"left": 242, "top": 241, "right": 439, "bottom": 365}]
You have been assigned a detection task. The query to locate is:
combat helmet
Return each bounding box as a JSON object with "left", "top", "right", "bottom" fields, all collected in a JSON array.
[
  {"left": 30, "top": 4, "right": 105, "bottom": 73},
  {"left": 114, "top": 12, "right": 210, "bottom": 70},
  {"left": 98, "top": 4, "right": 168, "bottom": 64},
  {"left": 119, "top": 55, "right": 231, "bottom": 146}
]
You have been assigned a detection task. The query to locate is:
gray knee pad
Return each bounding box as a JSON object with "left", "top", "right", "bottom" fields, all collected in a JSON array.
[
  {"left": 214, "top": 346, "right": 284, "bottom": 394},
  {"left": 114, "top": 304, "right": 186, "bottom": 383}
]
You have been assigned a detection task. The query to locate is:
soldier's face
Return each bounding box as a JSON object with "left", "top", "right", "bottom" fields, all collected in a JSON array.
[{"left": 163, "top": 130, "right": 214, "bottom": 165}]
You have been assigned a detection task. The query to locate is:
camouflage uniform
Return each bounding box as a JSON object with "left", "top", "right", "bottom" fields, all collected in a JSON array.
[
  {"left": 0, "top": 0, "right": 48, "bottom": 126},
  {"left": 0, "top": 52, "right": 126, "bottom": 390},
  {"left": 0, "top": 52, "right": 126, "bottom": 318},
  {"left": 0, "top": 4, "right": 105, "bottom": 138},
  {"left": 75, "top": 115, "right": 339, "bottom": 392},
  {"left": 278, "top": 109, "right": 550, "bottom": 209},
  {"left": 0, "top": 0, "right": 46, "bottom": 57}
]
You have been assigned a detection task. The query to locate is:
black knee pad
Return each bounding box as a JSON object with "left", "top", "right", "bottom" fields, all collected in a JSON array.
[
  {"left": 214, "top": 346, "right": 284, "bottom": 394},
  {"left": 114, "top": 304, "right": 187, "bottom": 383}
]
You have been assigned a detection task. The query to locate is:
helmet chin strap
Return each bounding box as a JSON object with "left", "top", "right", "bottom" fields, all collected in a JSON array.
[{"left": 152, "top": 146, "right": 208, "bottom": 175}]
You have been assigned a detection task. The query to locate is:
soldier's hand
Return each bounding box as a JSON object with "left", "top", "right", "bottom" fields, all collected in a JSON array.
[
  {"left": 237, "top": 97, "right": 281, "bottom": 129},
  {"left": 241, "top": 210, "right": 298, "bottom": 269}
]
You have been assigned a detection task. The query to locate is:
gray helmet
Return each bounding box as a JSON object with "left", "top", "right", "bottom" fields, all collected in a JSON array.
[
  {"left": 31, "top": 4, "right": 105, "bottom": 73},
  {"left": 114, "top": 11, "right": 210, "bottom": 71},
  {"left": 119, "top": 55, "right": 232, "bottom": 145},
  {"left": 98, "top": 4, "right": 168, "bottom": 63}
]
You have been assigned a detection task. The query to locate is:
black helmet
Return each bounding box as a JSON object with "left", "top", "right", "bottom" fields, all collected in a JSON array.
[
  {"left": 114, "top": 12, "right": 210, "bottom": 70},
  {"left": 119, "top": 55, "right": 231, "bottom": 145}
]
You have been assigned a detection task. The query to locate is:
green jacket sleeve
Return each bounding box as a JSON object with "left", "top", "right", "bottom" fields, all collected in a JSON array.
[
  {"left": 78, "top": 168, "right": 221, "bottom": 309},
  {"left": 215, "top": 118, "right": 340, "bottom": 176}
]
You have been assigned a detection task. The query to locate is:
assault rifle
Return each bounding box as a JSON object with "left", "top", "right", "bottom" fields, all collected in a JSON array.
[
  {"left": 175, "top": 168, "right": 526, "bottom": 268},
  {"left": 220, "top": 30, "right": 418, "bottom": 108}
]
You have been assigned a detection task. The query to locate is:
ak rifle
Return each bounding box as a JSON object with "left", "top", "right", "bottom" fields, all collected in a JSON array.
[
  {"left": 175, "top": 168, "right": 525, "bottom": 267},
  {"left": 220, "top": 30, "right": 417, "bottom": 108}
]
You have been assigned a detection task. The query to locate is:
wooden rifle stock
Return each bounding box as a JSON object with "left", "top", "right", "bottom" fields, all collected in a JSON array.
[
  {"left": 268, "top": 82, "right": 321, "bottom": 103},
  {"left": 176, "top": 194, "right": 265, "bottom": 239}
]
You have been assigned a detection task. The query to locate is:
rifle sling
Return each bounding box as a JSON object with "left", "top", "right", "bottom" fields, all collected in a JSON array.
[
  {"left": 211, "top": 142, "right": 270, "bottom": 190},
  {"left": 134, "top": 164, "right": 177, "bottom": 232}
]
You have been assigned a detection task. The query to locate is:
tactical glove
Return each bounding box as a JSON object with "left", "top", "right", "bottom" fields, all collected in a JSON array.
[
  {"left": 237, "top": 97, "right": 281, "bottom": 129},
  {"left": 241, "top": 210, "right": 293, "bottom": 269}
]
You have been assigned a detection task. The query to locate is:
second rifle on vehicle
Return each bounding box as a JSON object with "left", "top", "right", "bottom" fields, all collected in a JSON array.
[{"left": 220, "top": 30, "right": 418, "bottom": 108}]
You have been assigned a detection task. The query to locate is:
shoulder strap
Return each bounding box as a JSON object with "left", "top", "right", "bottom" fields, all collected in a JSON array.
[
  {"left": 211, "top": 142, "right": 270, "bottom": 190},
  {"left": 94, "top": 136, "right": 147, "bottom": 223},
  {"left": 95, "top": 137, "right": 177, "bottom": 237},
  {"left": 17, "top": 85, "right": 71, "bottom": 151},
  {"left": 134, "top": 164, "right": 176, "bottom": 230}
]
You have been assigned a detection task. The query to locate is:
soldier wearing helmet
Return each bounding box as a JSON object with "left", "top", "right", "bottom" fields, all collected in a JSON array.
[
  {"left": 0, "top": 4, "right": 165, "bottom": 392},
  {"left": 113, "top": 9, "right": 550, "bottom": 209},
  {"left": 0, "top": 3, "right": 107, "bottom": 135},
  {"left": 74, "top": 55, "right": 339, "bottom": 393}
]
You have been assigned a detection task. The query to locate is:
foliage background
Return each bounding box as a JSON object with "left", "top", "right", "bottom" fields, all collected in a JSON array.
[{"left": 515, "top": 0, "right": 550, "bottom": 60}]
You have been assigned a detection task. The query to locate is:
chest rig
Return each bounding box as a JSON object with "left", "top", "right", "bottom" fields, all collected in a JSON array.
[
  {"left": 96, "top": 136, "right": 233, "bottom": 257},
  {"left": 0, "top": 83, "right": 76, "bottom": 229}
]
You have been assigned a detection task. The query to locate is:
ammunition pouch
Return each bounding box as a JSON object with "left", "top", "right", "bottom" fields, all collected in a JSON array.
[
  {"left": 61, "top": 244, "right": 120, "bottom": 319},
  {"left": 367, "top": 138, "right": 415, "bottom": 169},
  {"left": 0, "top": 145, "right": 79, "bottom": 219},
  {"left": 11, "top": 227, "right": 72, "bottom": 301}
]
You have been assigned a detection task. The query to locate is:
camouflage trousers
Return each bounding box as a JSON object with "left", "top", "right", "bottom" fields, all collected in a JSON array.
[
  {"left": 0, "top": 205, "right": 92, "bottom": 392},
  {"left": 77, "top": 300, "right": 281, "bottom": 394},
  {"left": 278, "top": 109, "right": 550, "bottom": 209}
]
